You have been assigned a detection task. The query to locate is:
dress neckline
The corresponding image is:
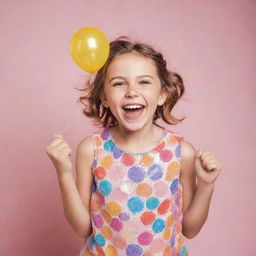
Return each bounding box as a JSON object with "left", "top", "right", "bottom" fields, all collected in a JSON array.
[{"left": 107, "top": 126, "right": 167, "bottom": 155}]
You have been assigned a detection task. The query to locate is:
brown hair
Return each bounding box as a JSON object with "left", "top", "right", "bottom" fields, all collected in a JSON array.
[{"left": 77, "top": 36, "right": 186, "bottom": 128}]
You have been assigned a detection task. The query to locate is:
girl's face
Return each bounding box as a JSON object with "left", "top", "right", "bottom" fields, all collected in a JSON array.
[{"left": 101, "top": 52, "right": 167, "bottom": 132}]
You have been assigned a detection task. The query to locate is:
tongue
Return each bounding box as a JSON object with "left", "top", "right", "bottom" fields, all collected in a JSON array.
[{"left": 123, "top": 108, "right": 144, "bottom": 120}]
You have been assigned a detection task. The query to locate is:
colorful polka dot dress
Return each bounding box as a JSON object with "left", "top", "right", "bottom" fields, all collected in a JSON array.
[{"left": 79, "top": 127, "right": 189, "bottom": 256}]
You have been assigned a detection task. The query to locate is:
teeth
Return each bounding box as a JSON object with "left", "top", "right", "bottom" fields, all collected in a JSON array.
[{"left": 123, "top": 105, "right": 143, "bottom": 110}]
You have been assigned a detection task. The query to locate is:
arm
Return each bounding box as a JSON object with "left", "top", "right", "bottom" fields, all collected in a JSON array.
[
  {"left": 179, "top": 140, "right": 215, "bottom": 239},
  {"left": 57, "top": 136, "right": 94, "bottom": 238}
]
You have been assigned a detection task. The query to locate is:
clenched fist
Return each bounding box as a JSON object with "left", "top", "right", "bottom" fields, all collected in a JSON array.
[{"left": 46, "top": 134, "right": 73, "bottom": 175}]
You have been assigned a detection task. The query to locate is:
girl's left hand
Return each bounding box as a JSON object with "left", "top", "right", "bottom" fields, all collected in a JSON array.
[{"left": 195, "top": 149, "right": 222, "bottom": 185}]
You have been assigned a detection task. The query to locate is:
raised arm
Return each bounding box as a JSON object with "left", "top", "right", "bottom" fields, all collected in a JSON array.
[
  {"left": 179, "top": 140, "right": 218, "bottom": 239},
  {"left": 46, "top": 134, "right": 94, "bottom": 238},
  {"left": 74, "top": 135, "right": 95, "bottom": 237}
]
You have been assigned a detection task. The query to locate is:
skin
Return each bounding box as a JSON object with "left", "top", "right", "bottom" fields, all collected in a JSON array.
[
  {"left": 100, "top": 52, "right": 168, "bottom": 153},
  {"left": 46, "top": 52, "right": 222, "bottom": 239}
]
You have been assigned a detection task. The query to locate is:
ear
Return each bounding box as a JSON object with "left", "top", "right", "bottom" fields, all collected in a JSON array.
[
  {"left": 100, "top": 91, "right": 109, "bottom": 108},
  {"left": 157, "top": 87, "right": 168, "bottom": 106}
]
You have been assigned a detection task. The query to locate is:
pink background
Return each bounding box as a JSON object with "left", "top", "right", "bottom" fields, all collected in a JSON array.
[{"left": 1, "top": 0, "right": 255, "bottom": 255}]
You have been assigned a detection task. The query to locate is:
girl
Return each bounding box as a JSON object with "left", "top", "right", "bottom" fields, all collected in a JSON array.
[{"left": 46, "top": 37, "right": 222, "bottom": 256}]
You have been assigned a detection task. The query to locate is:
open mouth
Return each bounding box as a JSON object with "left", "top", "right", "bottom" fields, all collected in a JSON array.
[{"left": 122, "top": 104, "right": 145, "bottom": 120}]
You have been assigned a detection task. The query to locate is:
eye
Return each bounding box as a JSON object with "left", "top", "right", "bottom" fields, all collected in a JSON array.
[
  {"left": 113, "top": 81, "right": 125, "bottom": 87},
  {"left": 139, "top": 80, "right": 151, "bottom": 84}
]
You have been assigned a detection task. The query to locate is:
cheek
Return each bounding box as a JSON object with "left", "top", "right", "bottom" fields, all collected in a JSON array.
[
  {"left": 107, "top": 96, "right": 121, "bottom": 111},
  {"left": 111, "top": 91, "right": 123, "bottom": 102},
  {"left": 144, "top": 90, "right": 162, "bottom": 103}
]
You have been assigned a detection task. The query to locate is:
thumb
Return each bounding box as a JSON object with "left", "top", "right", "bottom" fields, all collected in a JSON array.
[
  {"left": 195, "top": 149, "right": 202, "bottom": 158},
  {"left": 195, "top": 150, "right": 202, "bottom": 168},
  {"left": 54, "top": 134, "right": 63, "bottom": 138}
]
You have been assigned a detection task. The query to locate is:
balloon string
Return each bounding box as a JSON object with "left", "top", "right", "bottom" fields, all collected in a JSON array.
[
  {"left": 89, "top": 73, "right": 93, "bottom": 85},
  {"left": 60, "top": 106, "right": 82, "bottom": 135},
  {"left": 60, "top": 73, "right": 93, "bottom": 135}
]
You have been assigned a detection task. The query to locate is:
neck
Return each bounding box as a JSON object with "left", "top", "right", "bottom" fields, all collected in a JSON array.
[{"left": 110, "top": 123, "right": 164, "bottom": 152}]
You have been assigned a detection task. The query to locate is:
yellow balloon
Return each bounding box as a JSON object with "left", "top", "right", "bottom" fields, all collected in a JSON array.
[{"left": 70, "top": 27, "right": 110, "bottom": 74}]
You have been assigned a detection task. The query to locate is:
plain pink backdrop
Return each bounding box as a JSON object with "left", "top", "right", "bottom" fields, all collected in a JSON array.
[{"left": 1, "top": 0, "right": 255, "bottom": 255}]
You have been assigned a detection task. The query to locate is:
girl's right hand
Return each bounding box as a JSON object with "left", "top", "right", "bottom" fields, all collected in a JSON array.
[{"left": 46, "top": 134, "right": 73, "bottom": 175}]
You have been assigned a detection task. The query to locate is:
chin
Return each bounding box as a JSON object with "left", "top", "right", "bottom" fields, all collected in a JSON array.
[{"left": 119, "top": 120, "right": 149, "bottom": 132}]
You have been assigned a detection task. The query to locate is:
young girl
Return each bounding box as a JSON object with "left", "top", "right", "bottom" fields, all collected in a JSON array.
[{"left": 46, "top": 37, "right": 222, "bottom": 256}]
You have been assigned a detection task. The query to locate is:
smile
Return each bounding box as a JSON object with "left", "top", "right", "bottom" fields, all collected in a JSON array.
[{"left": 122, "top": 104, "right": 145, "bottom": 120}]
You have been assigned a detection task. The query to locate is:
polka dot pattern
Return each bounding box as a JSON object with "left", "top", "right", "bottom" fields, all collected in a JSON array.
[
  {"left": 95, "top": 234, "right": 105, "bottom": 247},
  {"left": 140, "top": 211, "right": 156, "bottom": 225},
  {"left": 121, "top": 154, "right": 135, "bottom": 166},
  {"left": 106, "top": 244, "right": 118, "bottom": 256},
  {"left": 138, "top": 231, "right": 153, "bottom": 246},
  {"left": 170, "top": 178, "right": 179, "bottom": 194},
  {"left": 94, "top": 166, "right": 106, "bottom": 180},
  {"left": 101, "top": 226, "right": 112, "bottom": 239},
  {"left": 139, "top": 154, "right": 153, "bottom": 167},
  {"left": 101, "top": 155, "right": 113, "bottom": 169},
  {"left": 92, "top": 214, "right": 104, "bottom": 228},
  {"left": 128, "top": 166, "right": 145, "bottom": 183},
  {"left": 147, "top": 164, "right": 163, "bottom": 181},
  {"left": 79, "top": 127, "right": 189, "bottom": 256},
  {"left": 119, "top": 212, "right": 130, "bottom": 221},
  {"left": 152, "top": 218, "right": 165, "bottom": 233},
  {"left": 126, "top": 244, "right": 143, "bottom": 256},
  {"left": 99, "top": 180, "right": 112, "bottom": 196},
  {"left": 104, "top": 140, "right": 115, "bottom": 151},
  {"left": 136, "top": 183, "right": 152, "bottom": 197},
  {"left": 154, "top": 180, "right": 168, "bottom": 198},
  {"left": 113, "top": 146, "right": 123, "bottom": 159},
  {"left": 113, "top": 236, "right": 127, "bottom": 249},
  {"left": 95, "top": 245, "right": 104, "bottom": 256},
  {"left": 128, "top": 196, "right": 144, "bottom": 213},
  {"left": 106, "top": 201, "right": 122, "bottom": 216},
  {"left": 157, "top": 199, "right": 171, "bottom": 215},
  {"left": 160, "top": 149, "right": 173, "bottom": 162},
  {"left": 110, "top": 218, "right": 123, "bottom": 232},
  {"left": 146, "top": 197, "right": 160, "bottom": 210}
]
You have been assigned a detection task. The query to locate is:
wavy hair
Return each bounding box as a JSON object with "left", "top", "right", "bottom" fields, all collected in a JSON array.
[{"left": 76, "top": 36, "right": 186, "bottom": 128}]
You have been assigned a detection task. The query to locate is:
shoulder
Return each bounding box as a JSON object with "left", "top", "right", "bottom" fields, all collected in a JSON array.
[
  {"left": 180, "top": 140, "right": 196, "bottom": 160},
  {"left": 76, "top": 128, "right": 104, "bottom": 158},
  {"left": 77, "top": 135, "right": 94, "bottom": 156},
  {"left": 180, "top": 139, "right": 197, "bottom": 174},
  {"left": 76, "top": 133, "right": 97, "bottom": 163}
]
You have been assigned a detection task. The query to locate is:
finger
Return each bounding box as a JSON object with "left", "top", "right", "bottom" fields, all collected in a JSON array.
[
  {"left": 201, "top": 159, "right": 218, "bottom": 166},
  {"left": 47, "top": 138, "right": 64, "bottom": 148},
  {"left": 207, "top": 164, "right": 220, "bottom": 173},
  {"left": 200, "top": 151, "right": 210, "bottom": 159},
  {"left": 201, "top": 158, "right": 215, "bottom": 167},
  {"left": 61, "top": 146, "right": 72, "bottom": 156},
  {"left": 54, "top": 141, "right": 70, "bottom": 150},
  {"left": 201, "top": 157, "right": 218, "bottom": 165},
  {"left": 52, "top": 134, "right": 64, "bottom": 143},
  {"left": 196, "top": 149, "right": 203, "bottom": 157},
  {"left": 200, "top": 154, "right": 216, "bottom": 163}
]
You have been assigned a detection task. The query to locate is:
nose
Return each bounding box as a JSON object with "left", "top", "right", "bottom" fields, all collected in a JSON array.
[{"left": 125, "top": 84, "right": 139, "bottom": 98}]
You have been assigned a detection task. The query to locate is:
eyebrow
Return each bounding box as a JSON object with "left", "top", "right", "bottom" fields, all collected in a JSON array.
[{"left": 109, "top": 75, "right": 154, "bottom": 83}]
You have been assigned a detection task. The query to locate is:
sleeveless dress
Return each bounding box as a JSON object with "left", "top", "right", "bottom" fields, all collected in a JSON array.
[{"left": 79, "top": 127, "right": 189, "bottom": 256}]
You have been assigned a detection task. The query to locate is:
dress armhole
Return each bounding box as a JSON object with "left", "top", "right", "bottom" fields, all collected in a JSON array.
[
  {"left": 165, "top": 129, "right": 184, "bottom": 159},
  {"left": 174, "top": 134, "right": 184, "bottom": 162},
  {"left": 175, "top": 134, "right": 184, "bottom": 143},
  {"left": 90, "top": 132, "right": 98, "bottom": 169}
]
